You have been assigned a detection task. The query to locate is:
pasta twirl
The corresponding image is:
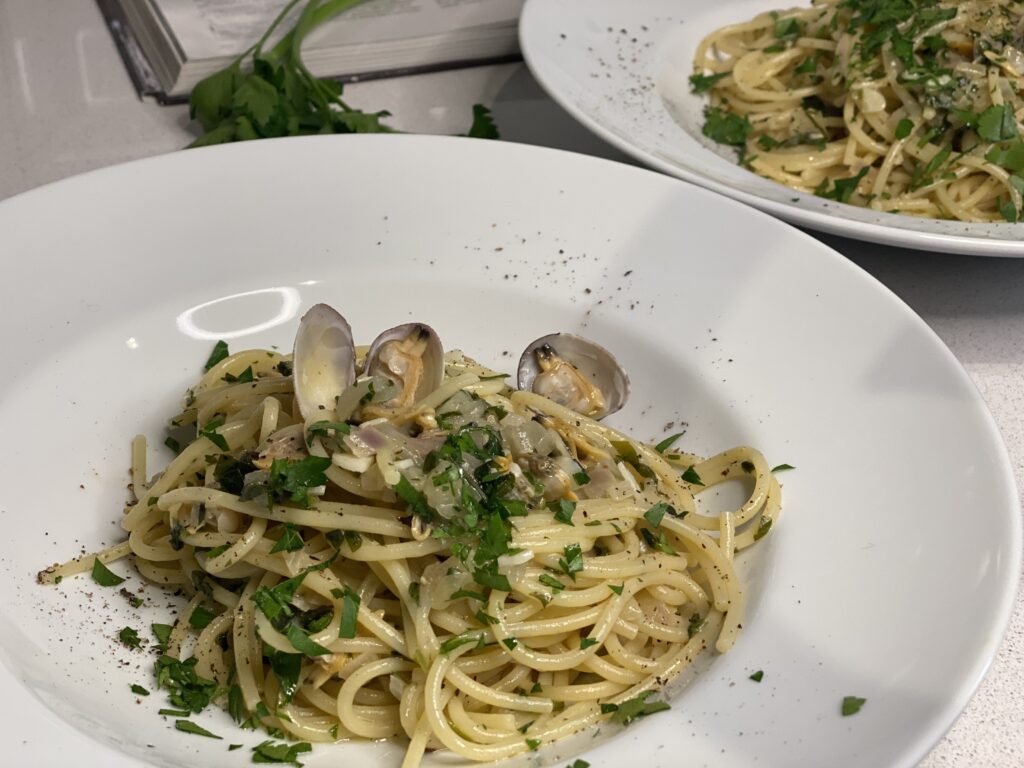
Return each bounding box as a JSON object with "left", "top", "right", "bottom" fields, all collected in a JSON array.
[{"left": 40, "top": 321, "right": 781, "bottom": 766}]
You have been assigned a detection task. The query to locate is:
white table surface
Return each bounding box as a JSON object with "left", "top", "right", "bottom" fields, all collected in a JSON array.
[{"left": 1, "top": 1, "right": 1022, "bottom": 766}]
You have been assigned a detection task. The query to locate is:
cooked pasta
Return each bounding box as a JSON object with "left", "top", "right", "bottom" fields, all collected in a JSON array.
[
  {"left": 39, "top": 309, "right": 781, "bottom": 766},
  {"left": 691, "top": 0, "right": 1024, "bottom": 221}
]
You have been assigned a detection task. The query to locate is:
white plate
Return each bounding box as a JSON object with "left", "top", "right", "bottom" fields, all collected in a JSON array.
[
  {"left": 0, "top": 135, "right": 1018, "bottom": 768},
  {"left": 519, "top": 0, "right": 1024, "bottom": 256}
]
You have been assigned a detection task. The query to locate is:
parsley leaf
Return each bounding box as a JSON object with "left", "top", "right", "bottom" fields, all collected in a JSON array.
[
  {"left": 548, "top": 499, "right": 576, "bottom": 526},
  {"left": 175, "top": 719, "right": 222, "bottom": 739},
  {"left": 155, "top": 655, "right": 219, "bottom": 713},
  {"left": 131, "top": 683, "right": 150, "bottom": 696},
  {"left": 204, "top": 340, "right": 229, "bottom": 371},
  {"left": 118, "top": 626, "right": 142, "bottom": 649},
  {"left": 199, "top": 419, "right": 230, "bottom": 451},
  {"left": 189, "top": 605, "right": 216, "bottom": 630},
  {"left": 841, "top": 695, "right": 867, "bottom": 716},
  {"left": 749, "top": 670, "right": 764, "bottom": 682},
  {"left": 286, "top": 624, "right": 331, "bottom": 656},
  {"left": 644, "top": 502, "right": 673, "bottom": 527},
  {"left": 815, "top": 167, "right": 869, "bottom": 203},
  {"left": 702, "top": 107, "right": 752, "bottom": 147},
  {"left": 270, "top": 524, "right": 305, "bottom": 553},
  {"left": 978, "top": 104, "right": 1018, "bottom": 143},
  {"left": 337, "top": 586, "right": 360, "bottom": 639},
  {"left": 654, "top": 432, "right": 685, "bottom": 453},
  {"left": 689, "top": 71, "right": 729, "bottom": 93},
  {"left": 263, "top": 456, "right": 332, "bottom": 507},
  {"left": 558, "top": 543, "right": 584, "bottom": 581},
  {"left": 604, "top": 691, "right": 670, "bottom": 725},
  {"left": 91, "top": 558, "right": 125, "bottom": 587},
  {"left": 223, "top": 366, "right": 254, "bottom": 384},
  {"left": 251, "top": 739, "right": 313, "bottom": 765},
  {"left": 681, "top": 466, "right": 704, "bottom": 486}
]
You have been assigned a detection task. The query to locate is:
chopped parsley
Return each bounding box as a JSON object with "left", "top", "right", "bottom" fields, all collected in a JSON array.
[
  {"left": 203, "top": 340, "right": 229, "bottom": 371},
  {"left": 175, "top": 719, "right": 222, "bottom": 739},
  {"left": 131, "top": 683, "right": 150, "bottom": 696},
  {"left": 189, "top": 605, "right": 216, "bottom": 630},
  {"left": 841, "top": 695, "right": 867, "bottom": 716},
  {"left": 548, "top": 499, "right": 576, "bottom": 526},
  {"left": 654, "top": 431, "right": 685, "bottom": 453},
  {"left": 558, "top": 543, "right": 584, "bottom": 581},
  {"left": 681, "top": 466, "right": 704, "bottom": 486},
  {"left": 643, "top": 502, "right": 673, "bottom": 527},
  {"left": 337, "top": 586, "right": 360, "bottom": 639},
  {"left": 155, "top": 655, "right": 219, "bottom": 713},
  {"left": 688, "top": 71, "right": 730, "bottom": 93},
  {"left": 251, "top": 740, "right": 313, "bottom": 765},
  {"left": 815, "top": 167, "right": 869, "bottom": 203},
  {"left": 687, "top": 612, "right": 707, "bottom": 639},
  {"left": 749, "top": 670, "right": 764, "bottom": 682},
  {"left": 118, "top": 626, "right": 142, "bottom": 649},
  {"left": 702, "top": 107, "right": 752, "bottom": 147},
  {"left": 602, "top": 691, "right": 670, "bottom": 725},
  {"left": 222, "top": 365, "right": 254, "bottom": 384},
  {"left": 978, "top": 104, "right": 1019, "bottom": 143},
  {"left": 151, "top": 623, "right": 173, "bottom": 650},
  {"left": 771, "top": 463, "right": 795, "bottom": 472},
  {"left": 198, "top": 418, "right": 229, "bottom": 451},
  {"left": 91, "top": 558, "right": 125, "bottom": 587},
  {"left": 269, "top": 524, "right": 305, "bottom": 553},
  {"left": 305, "top": 420, "right": 351, "bottom": 446}
]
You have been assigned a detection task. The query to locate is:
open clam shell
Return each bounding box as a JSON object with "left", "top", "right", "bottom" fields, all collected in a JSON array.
[
  {"left": 517, "top": 333, "right": 630, "bottom": 419},
  {"left": 362, "top": 323, "right": 444, "bottom": 408},
  {"left": 292, "top": 303, "right": 356, "bottom": 421}
]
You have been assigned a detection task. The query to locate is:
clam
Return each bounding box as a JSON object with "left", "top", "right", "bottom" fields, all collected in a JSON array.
[
  {"left": 362, "top": 324, "right": 444, "bottom": 408},
  {"left": 293, "top": 304, "right": 356, "bottom": 421},
  {"left": 517, "top": 333, "right": 629, "bottom": 419}
]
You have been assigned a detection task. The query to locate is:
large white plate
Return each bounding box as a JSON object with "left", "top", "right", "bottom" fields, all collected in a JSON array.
[
  {"left": 0, "top": 135, "right": 1018, "bottom": 768},
  {"left": 520, "top": 0, "right": 1024, "bottom": 256}
]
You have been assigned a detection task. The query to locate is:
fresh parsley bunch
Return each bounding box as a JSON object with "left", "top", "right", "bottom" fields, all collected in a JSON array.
[{"left": 187, "top": 0, "right": 498, "bottom": 148}]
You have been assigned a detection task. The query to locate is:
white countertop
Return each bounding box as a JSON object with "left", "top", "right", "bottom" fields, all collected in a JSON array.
[{"left": 1, "top": 1, "right": 1022, "bottom": 766}]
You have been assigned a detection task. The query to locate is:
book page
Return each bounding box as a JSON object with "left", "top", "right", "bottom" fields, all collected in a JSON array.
[{"left": 153, "top": 0, "right": 523, "bottom": 61}]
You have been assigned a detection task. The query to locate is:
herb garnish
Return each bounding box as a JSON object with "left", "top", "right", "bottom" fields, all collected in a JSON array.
[
  {"left": 601, "top": 691, "right": 670, "bottom": 725},
  {"left": 251, "top": 739, "right": 313, "bottom": 765},
  {"left": 91, "top": 558, "right": 125, "bottom": 587},
  {"left": 118, "top": 626, "right": 142, "bottom": 648},
  {"left": 187, "top": 0, "right": 497, "bottom": 149},
  {"left": 841, "top": 695, "right": 867, "bottom": 716},
  {"left": 204, "top": 340, "right": 229, "bottom": 371},
  {"left": 175, "top": 719, "right": 222, "bottom": 739}
]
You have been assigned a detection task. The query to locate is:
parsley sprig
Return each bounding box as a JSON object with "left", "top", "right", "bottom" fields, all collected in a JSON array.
[{"left": 187, "top": 0, "right": 499, "bottom": 148}]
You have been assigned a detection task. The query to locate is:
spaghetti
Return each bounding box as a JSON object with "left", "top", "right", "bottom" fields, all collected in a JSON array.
[
  {"left": 40, "top": 320, "right": 781, "bottom": 766},
  {"left": 691, "top": 0, "right": 1024, "bottom": 222}
]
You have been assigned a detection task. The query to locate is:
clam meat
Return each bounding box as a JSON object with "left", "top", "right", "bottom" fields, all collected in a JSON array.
[
  {"left": 362, "top": 323, "right": 444, "bottom": 408},
  {"left": 517, "top": 333, "right": 629, "bottom": 419}
]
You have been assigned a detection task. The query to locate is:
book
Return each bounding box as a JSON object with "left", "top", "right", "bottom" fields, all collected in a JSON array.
[{"left": 98, "top": 0, "right": 523, "bottom": 103}]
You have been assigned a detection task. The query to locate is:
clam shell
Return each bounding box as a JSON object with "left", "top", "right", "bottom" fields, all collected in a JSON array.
[
  {"left": 363, "top": 323, "right": 444, "bottom": 406},
  {"left": 517, "top": 333, "right": 629, "bottom": 419},
  {"left": 292, "top": 303, "right": 356, "bottom": 420}
]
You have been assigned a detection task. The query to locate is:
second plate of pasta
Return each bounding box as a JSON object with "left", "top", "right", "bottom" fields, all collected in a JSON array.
[{"left": 520, "top": 0, "right": 1024, "bottom": 255}]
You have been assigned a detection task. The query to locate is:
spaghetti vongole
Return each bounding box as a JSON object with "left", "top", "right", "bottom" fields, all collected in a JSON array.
[
  {"left": 691, "top": 0, "right": 1024, "bottom": 222},
  {"left": 40, "top": 304, "right": 781, "bottom": 766}
]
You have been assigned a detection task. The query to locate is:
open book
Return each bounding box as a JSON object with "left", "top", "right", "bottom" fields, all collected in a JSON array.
[{"left": 98, "top": 0, "right": 523, "bottom": 103}]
